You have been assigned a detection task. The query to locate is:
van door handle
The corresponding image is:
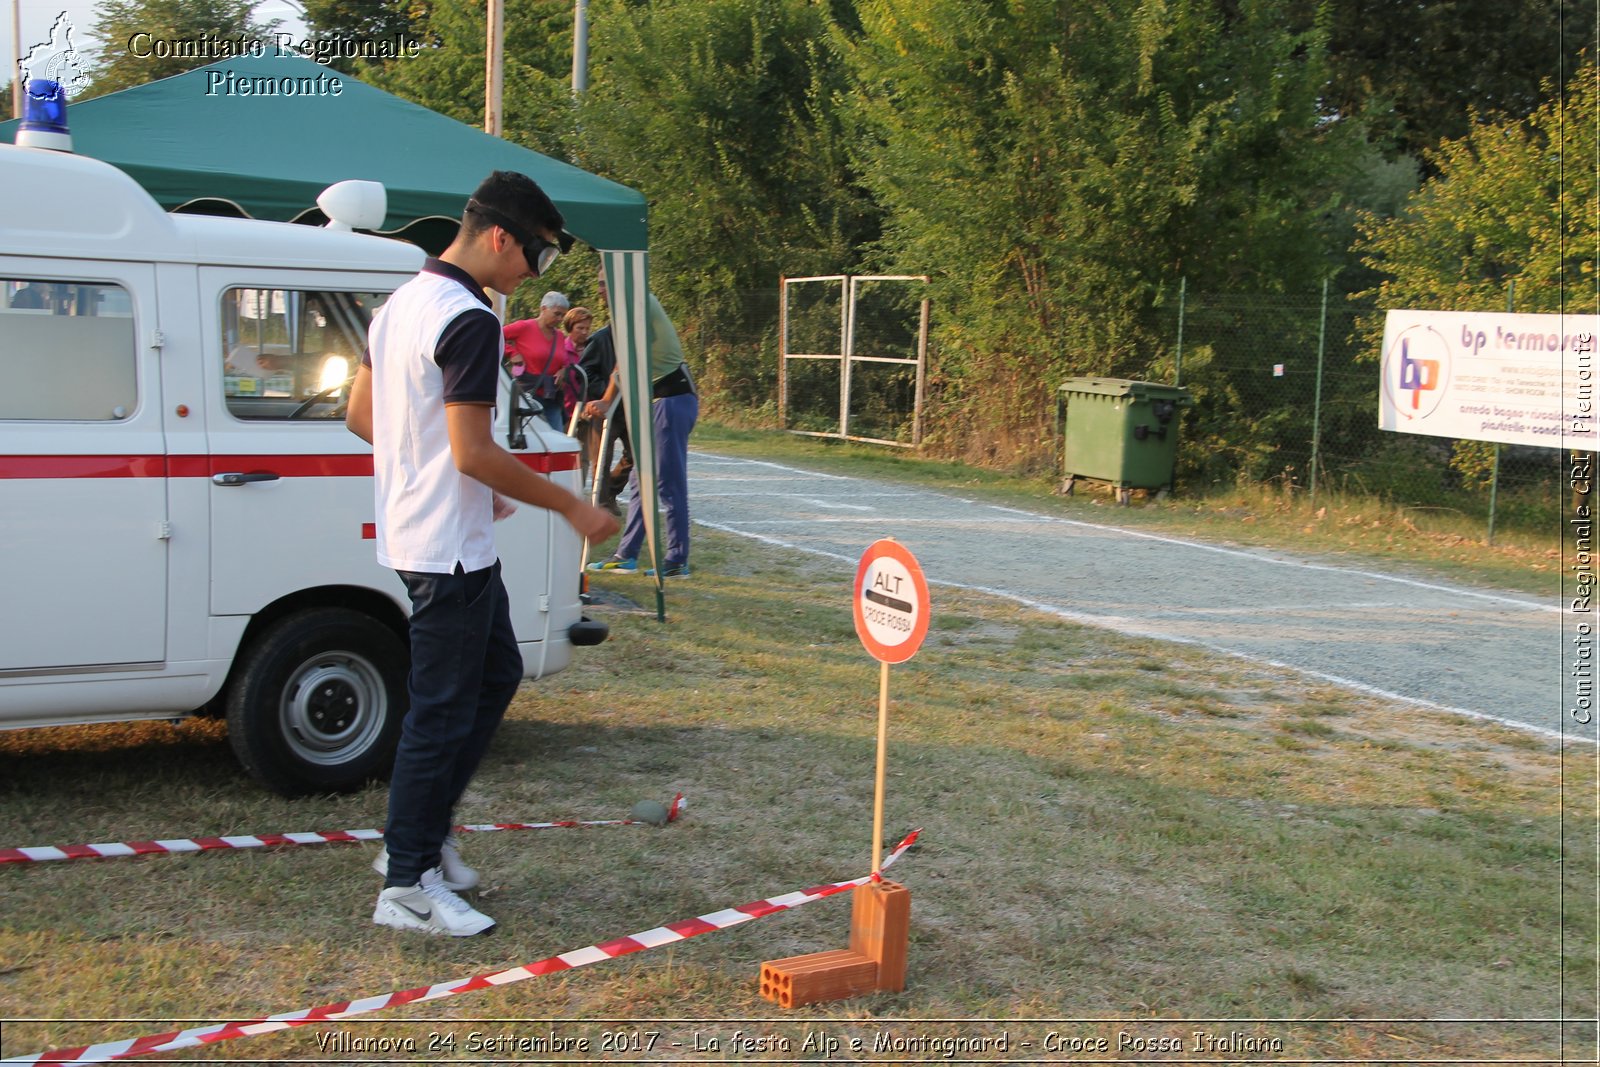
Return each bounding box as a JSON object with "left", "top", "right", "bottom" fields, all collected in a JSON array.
[{"left": 212, "top": 471, "right": 281, "bottom": 486}]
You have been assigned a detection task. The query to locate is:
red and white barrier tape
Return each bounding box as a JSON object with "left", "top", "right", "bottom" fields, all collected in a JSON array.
[
  {"left": 0, "top": 795, "right": 684, "bottom": 866},
  {"left": 1, "top": 828, "right": 921, "bottom": 1066}
]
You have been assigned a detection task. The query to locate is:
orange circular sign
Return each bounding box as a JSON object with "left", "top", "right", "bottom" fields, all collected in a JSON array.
[{"left": 853, "top": 539, "right": 931, "bottom": 664}]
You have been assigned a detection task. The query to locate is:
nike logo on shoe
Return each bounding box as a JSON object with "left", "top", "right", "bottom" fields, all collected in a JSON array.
[
  {"left": 374, "top": 867, "right": 495, "bottom": 936},
  {"left": 396, "top": 899, "right": 432, "bottom": 922}
]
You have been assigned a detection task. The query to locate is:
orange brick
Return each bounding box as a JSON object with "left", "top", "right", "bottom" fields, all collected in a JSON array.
[
  {"left": 849, "top": 880, "right": 910, "bottom": 992},
  {"left": 758, "top": 949, "right": 878, "bottom": 1008}
]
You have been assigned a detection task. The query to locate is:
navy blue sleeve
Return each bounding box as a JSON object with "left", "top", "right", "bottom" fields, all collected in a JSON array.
[{"left": 435, "top": 307, "right": 503, "bottom": 405}]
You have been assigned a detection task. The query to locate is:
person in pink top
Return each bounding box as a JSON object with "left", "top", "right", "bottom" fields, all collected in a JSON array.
[{"left": 503, "top": 290, "right": 576, "bottom": 431}]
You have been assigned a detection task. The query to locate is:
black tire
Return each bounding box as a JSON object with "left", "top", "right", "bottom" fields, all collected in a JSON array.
[{"left": 226, "top": 608, "right": 407, "bottom": 796}]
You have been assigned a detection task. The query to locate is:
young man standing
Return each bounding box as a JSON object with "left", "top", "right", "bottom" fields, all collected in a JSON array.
[{"left": 346, "top": 171, "right": 619, "bottom": 937}]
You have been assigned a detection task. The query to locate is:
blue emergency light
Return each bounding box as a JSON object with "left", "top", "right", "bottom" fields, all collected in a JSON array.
[{"left": 17, "top": 79, "right": 73, "bottom": 152}]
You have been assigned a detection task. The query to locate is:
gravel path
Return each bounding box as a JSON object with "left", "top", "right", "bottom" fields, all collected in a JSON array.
[{"left": 685, "top": 450, "right": 1587, "bottom": 744}]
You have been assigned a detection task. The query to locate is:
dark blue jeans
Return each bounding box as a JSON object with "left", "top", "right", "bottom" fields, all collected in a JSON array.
[
  {"left": 537, "top": 396, "right": 565, "bottom": 432},
  {"left": 617, "top": 391, "right": 699, "bottom": 566},
  {"left": 384, "top": 561, "right": 522, "bottom": 887}
]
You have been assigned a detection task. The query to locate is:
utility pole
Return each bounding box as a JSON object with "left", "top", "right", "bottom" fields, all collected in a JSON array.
[
  {"left": 572, "top": 0, "right": 589, "bottom": 94},
  {"left": 485, "top": 0, "right": 503, "bottom": 135},
  {"left": 12, "top": 0, "right": 23, "bottom": 118}
]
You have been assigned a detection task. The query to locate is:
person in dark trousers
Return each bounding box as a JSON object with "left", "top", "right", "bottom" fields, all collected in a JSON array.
[
  {"left": 573, "top": 318, "right": 632, "bottom": 515},
  {"left": 345, "top": 171, "right": 618, "bottom": 937},
  {"left": 584, "top": 275, "right": 697, "bottom": 578}
]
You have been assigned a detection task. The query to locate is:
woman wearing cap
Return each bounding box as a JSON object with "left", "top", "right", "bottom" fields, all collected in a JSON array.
[{"left": 503, "top": 291, "right": 576, "bottom": 431}]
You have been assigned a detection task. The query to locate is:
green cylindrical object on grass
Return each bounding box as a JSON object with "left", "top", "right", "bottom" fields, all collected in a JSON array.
[{"left": 630, "top": 799, "right": 670, "bottom": 826}]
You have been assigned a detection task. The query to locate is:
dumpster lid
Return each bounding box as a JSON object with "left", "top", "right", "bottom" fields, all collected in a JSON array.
[{"left": 1059, "top": 377, "right": 1190, "bottom": 401}]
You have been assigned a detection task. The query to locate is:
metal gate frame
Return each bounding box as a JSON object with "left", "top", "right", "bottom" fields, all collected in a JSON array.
[{"left": 778, "top": 274, "right": 930, "bottom": 448}]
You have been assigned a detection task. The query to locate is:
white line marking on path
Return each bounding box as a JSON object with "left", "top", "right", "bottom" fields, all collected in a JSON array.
[
  {"left": 1145, "top": 601, "right": 1407, "bottom": 616},
  {"left": 692, "top": 451, "right": 1555, "bottom": 614},
  {"left": 690, "top": 453, "right": 851, "bottom": 479},
  {"left": 695, "top": 519, "right": 858, "bottom": 565},
  {"left": 716, "top": 517, "right": 1040, "bottom": 525},
  {"left": 693, "top": 491, "right": 918, "bottom": 499},
  {"left": 934, "top": 576, "right": 1583, "bottom": 745},
  {"left": 693, "top": 516, "right": 1589, "bottom": 746},
  {"left": 993, "top": 506, "right": 1559, "bottom": 614}
]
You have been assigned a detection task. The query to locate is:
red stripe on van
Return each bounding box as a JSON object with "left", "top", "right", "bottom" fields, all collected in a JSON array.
[
  {"left": 0, "top": 452, "right": 579, "bottom": 478},
  {"left": 0, "top": 455, "right": 167, "bottom": 478},
  {"left": 204, "top": 455, "right": 376, "bottom": 477}
]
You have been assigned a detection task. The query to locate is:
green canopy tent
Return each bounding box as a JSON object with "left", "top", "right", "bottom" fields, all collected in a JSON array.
[{"left": 3, "top": 56, "right": 669, "bottom": 611}]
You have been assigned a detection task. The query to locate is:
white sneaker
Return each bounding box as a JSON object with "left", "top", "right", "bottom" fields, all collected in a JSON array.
[
  {"left": 373, "top": 867, "right": 496, "bottom": 937},
  {"left": 372, "top": 834, "right": 479, "bottom": 891}
]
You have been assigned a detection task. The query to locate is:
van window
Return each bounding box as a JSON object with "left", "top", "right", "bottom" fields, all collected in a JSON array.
[
  {"left": 222, "top": 288, "right": 388, "bottom": 420},
  {"left": 0, "top": 279, "right": 137, "bottom": 421}
]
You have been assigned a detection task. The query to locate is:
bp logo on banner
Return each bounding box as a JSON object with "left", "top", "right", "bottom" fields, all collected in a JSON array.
[{"left": 1380, "top": 322, "right": 1451, "bottom": 422}]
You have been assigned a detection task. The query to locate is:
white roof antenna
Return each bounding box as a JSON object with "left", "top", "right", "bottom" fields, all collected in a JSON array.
[{"left": 317, "top": 180, "right": 387, "bottom": 232}]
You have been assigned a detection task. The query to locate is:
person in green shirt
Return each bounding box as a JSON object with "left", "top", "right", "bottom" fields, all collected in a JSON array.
[{"left": 585, "top": 277, "right": 698, "bottom": 578}]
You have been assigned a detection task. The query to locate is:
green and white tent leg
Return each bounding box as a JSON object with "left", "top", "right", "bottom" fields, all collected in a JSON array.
[{"left": 599, "top": 250, "right": 665, "bottom": 620}]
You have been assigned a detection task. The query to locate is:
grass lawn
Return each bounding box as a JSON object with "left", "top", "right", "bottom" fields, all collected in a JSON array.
[{"left": 0, "top": 428, "right": 1592, "bottom": 1064}]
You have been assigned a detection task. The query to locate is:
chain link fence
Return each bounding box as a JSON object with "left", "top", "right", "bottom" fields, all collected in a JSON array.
[
  {"left": 678, "top": 285, "right": 1566, "bottom": 539},
  {"left": 1136, "top": 287, "right": 1564, "bottom": 537}
]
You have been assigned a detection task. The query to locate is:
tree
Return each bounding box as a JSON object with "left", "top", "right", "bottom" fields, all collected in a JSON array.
[
  {"left": 1358, "top": 62, "right": 1597, "bottom": 317},
  {"left": 300, "top": 0, "right": 420, "bottom": 74},
  {"left": 302, "top": 0, "right": 417, "bottom": 41},
  {"left": 358, "top": 0, "right": 577, "bottom": 151},
  {"left": 83, "top": 0, "right": 278, "bottom": 98},
  {"left": 1358, "top": 62, "right": 1596, "bottom": 487},
  {"left": 1309, "top": 0, "right": 1593, "bottom": 163},
  {"left": 574, "top": 0, "right": 875, "bottom": 405},
  {"left": 841, "top": 0, "right": 1369, "bottom": 465}
]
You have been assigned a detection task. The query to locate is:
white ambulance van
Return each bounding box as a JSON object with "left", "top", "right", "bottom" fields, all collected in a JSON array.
[{"left": 0, "top": 142, "right": 602, "bottom": 795}]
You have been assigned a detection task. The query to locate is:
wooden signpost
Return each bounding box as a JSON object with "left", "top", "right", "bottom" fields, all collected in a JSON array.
[{"left": 759, "top": 538, "right": 929, "bottom": 1008}]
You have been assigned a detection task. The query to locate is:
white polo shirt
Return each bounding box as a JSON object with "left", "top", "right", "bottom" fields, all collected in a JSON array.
[{"left": 364, "top": 260, "right": 503, "bottom": 574}]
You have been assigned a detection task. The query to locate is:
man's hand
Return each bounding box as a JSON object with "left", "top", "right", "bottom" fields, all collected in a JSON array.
[
  {"left": 445, "top": 403, "right": 621, "bottom": 541},
  {"left": 564, "top": 500, "right": 620, "bottom": 543},
  {"left": 491, "top": 493, "right": 518, "bottom": 522}
]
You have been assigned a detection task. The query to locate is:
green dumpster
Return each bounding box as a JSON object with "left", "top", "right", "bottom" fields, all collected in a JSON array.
[{"left": 1058, "top": 377, "right": 1191, "bottom": 504}]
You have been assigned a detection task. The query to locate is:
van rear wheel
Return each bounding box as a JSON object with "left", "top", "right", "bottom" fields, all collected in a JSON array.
[{"left": 226, "top": 608, "right": 407, "bottom": 796}]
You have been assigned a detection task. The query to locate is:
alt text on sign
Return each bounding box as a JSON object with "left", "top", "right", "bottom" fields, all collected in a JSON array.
[{"left": 853, "top": 539, "right": 931, "bottom": 664}]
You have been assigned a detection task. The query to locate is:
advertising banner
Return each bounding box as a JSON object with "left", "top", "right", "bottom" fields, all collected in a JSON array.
[{"left": 1379, "top": 309, "right": 1598, "bottom": 452}]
